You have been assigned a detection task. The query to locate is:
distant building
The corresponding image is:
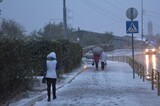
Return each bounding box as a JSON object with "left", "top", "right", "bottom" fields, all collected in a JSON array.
[{"left": 148, "top": 21, "right": 153, "bottom": 36}]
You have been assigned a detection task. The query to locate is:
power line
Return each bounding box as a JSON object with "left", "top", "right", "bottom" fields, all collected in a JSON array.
[
  {"left": 145, "top": 10, "right": 160, "bottom": 16},
  {"left": 80, "top": 0, "right": 126, "bottom": 33},
  {"left": 144, "top": 13, "right": 160, "bottom": 19},
  {"left": 102, "top": 0, "right": 125, "bottom": 12},
  {"left": 112, "top": 0, "right": 129, "bottom": 9},
  {"left": 93, "top": 0, "right": 124, "bottom": 18},
  {"left": 87, "top": 0, "right": 124, "bottom": 19},
  {"left": 89, "top": 19, "right": 126, "bottom": 32},
  {"left": 81, "top": 0, "right": 123, "bottom": 21},
  {"left": 81, "top": 0, "right": 114, "bottom": 19}
]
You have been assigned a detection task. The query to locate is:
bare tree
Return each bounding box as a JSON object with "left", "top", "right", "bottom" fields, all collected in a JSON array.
[{"left": 0, "top": 19, "right": 25, "bottom": 39}]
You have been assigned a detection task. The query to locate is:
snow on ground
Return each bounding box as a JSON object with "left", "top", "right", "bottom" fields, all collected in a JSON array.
[
  {"left": 106, "top": 49, "right": 143, "bottom": 56},
  {"left": 9, "top": 63, "right": 86, "bottom": 106},
  {"left": 33, "top": 60, "right": 160, "bottom": 106}
]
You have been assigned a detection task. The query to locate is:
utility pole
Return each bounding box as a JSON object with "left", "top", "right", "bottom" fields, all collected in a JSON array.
[
  {"left": 141, "top": 0, "right": 144, "bottom": 42},
  {"left": 63, "top": 0, "right": 68, "bottom": 40},
  {"left": 141, "top": 0, "right": 144, "bottom": 67},
  {"left": 0, "top": 0, "right": 3, "bottom": 15}
]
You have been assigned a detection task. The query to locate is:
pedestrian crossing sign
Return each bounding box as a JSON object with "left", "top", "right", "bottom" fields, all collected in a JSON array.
[{"left": 126, "top": 21, "right": 139, "bottom": 34}]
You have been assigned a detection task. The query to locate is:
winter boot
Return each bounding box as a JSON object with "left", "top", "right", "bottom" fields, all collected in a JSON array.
[{"left": 48, "top": 93, "right": 51, "bottom": 102}]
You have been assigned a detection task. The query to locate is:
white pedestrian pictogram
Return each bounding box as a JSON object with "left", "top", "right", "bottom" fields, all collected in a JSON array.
[{"left": 127, "top": 23, "right": 138, "bottom": 33}]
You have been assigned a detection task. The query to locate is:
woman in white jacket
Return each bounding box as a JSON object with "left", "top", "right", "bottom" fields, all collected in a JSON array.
[{"left": 44, "top": 52, "right": 58, "bottom": 102}]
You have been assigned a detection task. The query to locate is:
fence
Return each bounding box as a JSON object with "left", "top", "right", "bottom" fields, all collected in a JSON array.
[
  {"left": 107, "top": 55, "right": 160, "bottom": 96},
  {"left": 107, "top": 55, "right": 129, "bottom": 63},
  {"left": 108, "top": 55, "right": 145, "bottom": 82},
  {"left": 128, "top": 58, "right": 145, "bottom": 82},
  {"left": 151, "top": 69, "right": 160, "bottom": 96}
]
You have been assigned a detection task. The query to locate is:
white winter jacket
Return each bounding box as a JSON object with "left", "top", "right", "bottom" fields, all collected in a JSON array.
[
  {"left": 45, "top": 52, "right": 57, "bottom": 79},
  {"left": 100, "top": 52, "right": 107, "bottom": 62}
]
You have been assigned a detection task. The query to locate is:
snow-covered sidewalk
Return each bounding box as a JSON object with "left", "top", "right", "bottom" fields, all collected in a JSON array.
[
  {"left": 10, "top": 60, "right": 160, "bottom": 106},
  {"left": 9, "top": 62, "right": 86, "bottom": 106}
]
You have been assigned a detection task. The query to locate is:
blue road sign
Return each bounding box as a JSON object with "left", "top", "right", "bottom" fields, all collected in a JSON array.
[{"left": 126, "top": 21, "right": 139, "bottom": 34}]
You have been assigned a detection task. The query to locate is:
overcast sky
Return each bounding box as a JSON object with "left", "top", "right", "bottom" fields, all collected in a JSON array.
[{"left": 1, "top": 0, "right": 160, "bottom": 37}]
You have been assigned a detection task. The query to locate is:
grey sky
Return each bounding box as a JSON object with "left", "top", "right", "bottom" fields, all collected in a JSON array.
[{"left": 1, "top": 0, "right": 160, "bottom": 37}]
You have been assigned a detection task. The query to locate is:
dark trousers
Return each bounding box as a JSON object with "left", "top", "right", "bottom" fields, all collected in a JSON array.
[
  {"left": 101, "top": 62, "right": 105, "bottom": 70},
  {"left": 46, "top": 78, "right": 57, "bottom": 99},
  {"left": 95, "top": 61, "right": 99, "bottom": 70}
]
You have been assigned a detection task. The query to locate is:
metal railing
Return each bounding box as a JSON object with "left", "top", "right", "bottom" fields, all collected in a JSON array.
[
  {"left": 107, "top": 55, "right": 130, "bottom": 63},
  {"left": 128, "top": 58, "right": 145, "bottom": 82},
  {"left": 108, "top": 55, "right": 160, "bottom": 96},
  {"left": 151, "top": 69, "right": 160, "bottom": 96}
]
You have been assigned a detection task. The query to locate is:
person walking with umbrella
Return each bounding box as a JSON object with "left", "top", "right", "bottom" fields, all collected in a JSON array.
[
  {"left": 92, "top": 47, "right": 103, "bottom": 70},
  {"left": 93, "top": 52, "right": 100, "bottom": 70}
]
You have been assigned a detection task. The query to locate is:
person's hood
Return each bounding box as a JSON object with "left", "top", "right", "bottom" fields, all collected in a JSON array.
[{"left": 47, "top": 52, "right": 56, "bottom": 59}]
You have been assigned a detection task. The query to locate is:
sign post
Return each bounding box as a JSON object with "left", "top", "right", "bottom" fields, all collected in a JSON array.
[{"left": 126, "top": 7, "right": 139, "bottom": 79}]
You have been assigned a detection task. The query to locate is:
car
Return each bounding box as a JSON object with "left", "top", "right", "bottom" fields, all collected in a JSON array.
[
  {"left": 85, "top": 51, "right": 93, "bottom": 59},
  {"left": 145, "top": 46, "right": 156, "bottom": 55}
]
